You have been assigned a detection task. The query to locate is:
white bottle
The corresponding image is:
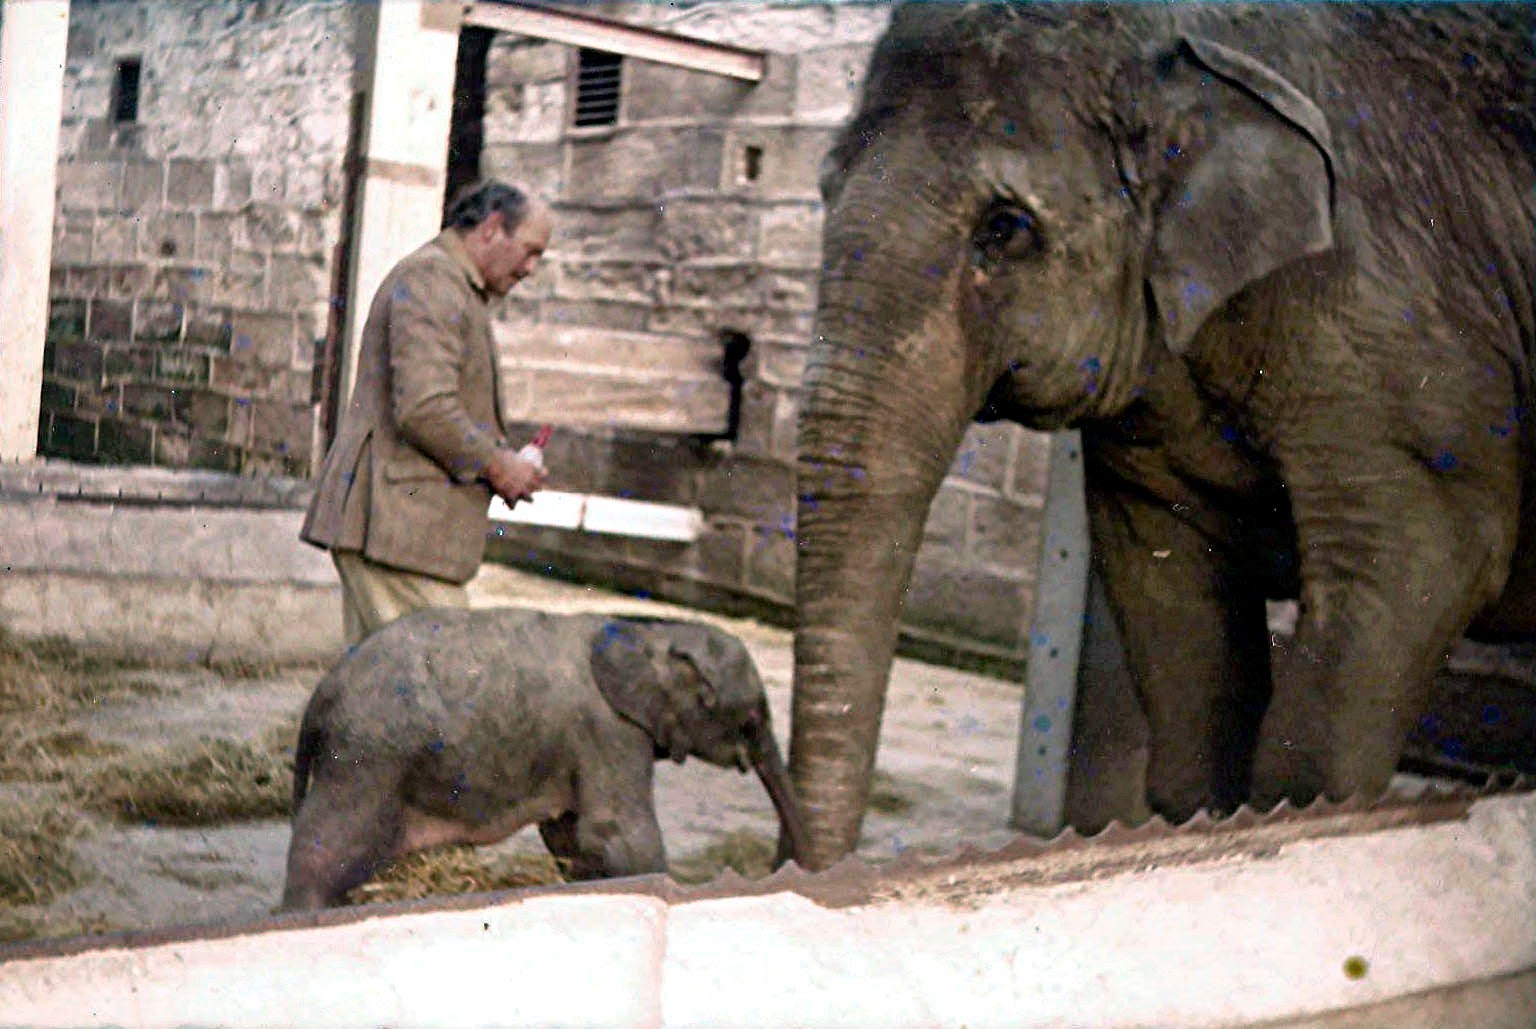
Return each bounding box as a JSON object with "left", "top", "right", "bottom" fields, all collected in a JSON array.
[{"left": 517, "top": 424, "right": 552, "bottom": 472}]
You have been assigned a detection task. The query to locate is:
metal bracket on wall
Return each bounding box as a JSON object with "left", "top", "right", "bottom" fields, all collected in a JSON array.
[{"left": 1011, "top": 431, "right": 1089, "bottom": 836}]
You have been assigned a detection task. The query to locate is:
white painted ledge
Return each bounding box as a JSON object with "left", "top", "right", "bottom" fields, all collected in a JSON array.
[
  {"left": 0, "top": 896, "right": 668, "bottom": 1028},
  {"left": 1, "top": 792, "right": 1532, "bottom": 1027},
  {"left": 490, "top": 490, "right": 705, "bottom": 542}
]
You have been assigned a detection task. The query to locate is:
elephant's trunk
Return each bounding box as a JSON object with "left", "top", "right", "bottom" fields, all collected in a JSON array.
[
  {"left": 746, "top": 718, "right": 811, "bottom": 866},
  {"left": 789, "top": 469, "right": 950, "bottom": 870},
  {"left": 787, "top": 187, "right": 982, "bottom": 868}
]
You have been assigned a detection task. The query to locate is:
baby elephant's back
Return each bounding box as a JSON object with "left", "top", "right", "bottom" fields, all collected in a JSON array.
[{"left": 324, "top": 608, "right": 603, "bottom": 738}]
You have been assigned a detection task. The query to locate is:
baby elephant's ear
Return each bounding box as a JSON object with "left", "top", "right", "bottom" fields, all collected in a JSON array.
[{"left": 588, "top": 620, "right": 683, "bottom": 760}]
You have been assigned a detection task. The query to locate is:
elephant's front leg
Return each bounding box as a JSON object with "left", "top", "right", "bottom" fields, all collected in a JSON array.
[
  {"left": 1087, "top": 487, "right": 1274, "bottom": 822},
  {"left": 539, "top": 770, "right": 666, "bottom": 881},
  {"left": 538, "top": 809, "right": 665, "bottom": 881},
  {"left": 1251, "top": 470, "right": 1513, "bottom": 807},
  {"left": 1064, "top": 566, "right": 1151, "bottom": 833}
]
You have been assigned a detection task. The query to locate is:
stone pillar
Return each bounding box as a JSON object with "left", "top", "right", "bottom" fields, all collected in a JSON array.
[
  {"left": 0, "top": 0, "right": 69, "bottom": 460},
  {"left": 339, "top": 0, "right": 460, "bottom": 403}
]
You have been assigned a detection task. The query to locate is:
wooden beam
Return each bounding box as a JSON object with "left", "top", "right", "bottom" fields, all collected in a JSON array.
[
  {"left": 489, "top": 490, "right": 704, "bottom": 542},
  {"left": 463, "top": 1, "right": 765, "bottom": 82},
  {"left": 496, "top": 326, "right": 731, "bottom": 435}
]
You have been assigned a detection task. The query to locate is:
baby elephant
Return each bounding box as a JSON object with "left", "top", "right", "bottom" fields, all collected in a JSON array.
[{"left": 280, "top": 607, "right": 809, "bottom": 910}]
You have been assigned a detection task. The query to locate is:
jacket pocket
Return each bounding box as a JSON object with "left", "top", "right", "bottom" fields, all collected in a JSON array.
[{"left": 382, "top": 454, "right": 452, "bottom": 483}]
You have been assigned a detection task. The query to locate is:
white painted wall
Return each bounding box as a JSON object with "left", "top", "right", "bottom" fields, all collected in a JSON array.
[
  {"left": 338, "top": 0, "right": 460, "bottom": 404},
  {"left": 0, "top": 0, "right": 69, "bottom": 459}
]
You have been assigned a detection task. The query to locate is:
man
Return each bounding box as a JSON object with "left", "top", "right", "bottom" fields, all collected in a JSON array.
[{"left": 302, "top": 180, "right": 552, "bottom": 646}]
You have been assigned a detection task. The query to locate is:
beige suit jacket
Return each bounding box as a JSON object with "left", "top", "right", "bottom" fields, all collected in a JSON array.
[{"left": 301, "top": 231, "right": 507, "bottom": 583}]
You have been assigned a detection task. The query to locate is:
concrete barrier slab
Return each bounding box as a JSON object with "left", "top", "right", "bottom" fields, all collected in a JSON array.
[
  {"left": 1, "top": 793, "right": 1529, "bottom": 1028},
  {"left": 0, "top": 896, "right": 669, "bottom": 1027}
]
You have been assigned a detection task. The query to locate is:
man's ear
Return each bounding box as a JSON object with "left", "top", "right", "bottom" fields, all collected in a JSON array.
[{"left": 476, "top": 211, "right": 506, "bottom": 242}]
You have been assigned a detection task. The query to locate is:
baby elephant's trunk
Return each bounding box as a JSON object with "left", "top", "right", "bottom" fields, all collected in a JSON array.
[{"left": 746, "top": 719, "right": 811, "bottom": 869}]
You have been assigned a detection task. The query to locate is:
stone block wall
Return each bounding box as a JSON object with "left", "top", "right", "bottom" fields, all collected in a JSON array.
[
  {"left": 29, "top": 0, "right": 1053, "bottom": 670},
  {"left": 40, "top": 0, "right": 361, "bottom": 477},
  {"left": 479, "top": 3, "right": 1052, "bottom": 670}
]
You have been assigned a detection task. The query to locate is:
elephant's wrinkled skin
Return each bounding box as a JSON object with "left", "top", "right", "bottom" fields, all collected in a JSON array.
[
  {"left": 789, "top": 2, "right": 1536, "bottom": 869},
  {"left": 281, "top": 609, "right": 807, "bottom": 910}
]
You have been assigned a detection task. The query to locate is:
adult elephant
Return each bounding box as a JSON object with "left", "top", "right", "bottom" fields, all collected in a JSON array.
[{"left": 787, "top": 2, "right": 1535, "bottom": 870}]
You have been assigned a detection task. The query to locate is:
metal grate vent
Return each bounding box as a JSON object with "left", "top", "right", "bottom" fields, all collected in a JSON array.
[{"left": 574, "top": 48, "right": 622, "bottom": 128}]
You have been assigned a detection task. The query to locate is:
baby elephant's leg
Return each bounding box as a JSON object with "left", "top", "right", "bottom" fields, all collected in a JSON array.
[
  {"left": 538, "top": 810, "right": 665, "bottom": 881},
  {"left": 281, "top": 778, "right": 403, "bottom": 911}
]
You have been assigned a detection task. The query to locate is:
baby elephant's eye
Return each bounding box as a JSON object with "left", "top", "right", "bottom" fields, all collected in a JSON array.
[{"left": 971, "top": 203, "right": 1042, "bottom": 268}]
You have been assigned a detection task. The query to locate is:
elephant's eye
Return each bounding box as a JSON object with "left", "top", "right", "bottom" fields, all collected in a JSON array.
[{"left": 971, "top": 204, "right": 1041, "bottom": 268}]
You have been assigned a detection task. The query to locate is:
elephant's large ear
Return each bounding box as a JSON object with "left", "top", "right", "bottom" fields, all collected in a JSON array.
[
  {"left": 589, "top": 621, "right": 687, "bottom": 761},
  {"left": 1147, "top": 36, "right": 1337, "bottom": 354}
]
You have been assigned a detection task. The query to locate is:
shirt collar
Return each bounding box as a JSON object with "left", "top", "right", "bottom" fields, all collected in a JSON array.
[{"left": 437, "top": 229, "right": 488, "bottom": 296}]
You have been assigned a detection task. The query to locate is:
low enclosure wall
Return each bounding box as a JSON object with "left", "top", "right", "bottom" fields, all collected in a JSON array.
[{"left": 0, "top": 460, "right": 337, "bottom": 665}]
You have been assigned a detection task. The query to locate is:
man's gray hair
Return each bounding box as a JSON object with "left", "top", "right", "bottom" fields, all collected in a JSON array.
[{"left": 444, "top": 179, "right": 531, "bottom": 231}]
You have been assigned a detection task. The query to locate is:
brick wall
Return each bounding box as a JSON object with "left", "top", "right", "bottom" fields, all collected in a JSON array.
[
  {"left": 40, "top": 0, "right": 360, "bottom": 476},
  {"left": 479, "top": 3, "right": 1052, "bottom": 671}
]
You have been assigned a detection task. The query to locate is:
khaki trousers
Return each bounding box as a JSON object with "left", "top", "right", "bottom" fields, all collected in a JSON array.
[{"left": 332, "top": 551, "right": 470, "bottom": 647}]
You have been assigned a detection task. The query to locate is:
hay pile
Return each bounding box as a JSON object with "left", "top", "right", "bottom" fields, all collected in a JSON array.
[
  {"left": 0, "top": 629, "right": 316, "bottom": 943},
  {"left": 342, "top": 827, "right": 785, "bottom": 904},
  {"left": 0, "top": 629, "right": 118, "bottom": 716},
  {"left": 1, "top": 630, "right": 297, "bottom": 850},
  {"left": 0, "top": 798, "right": 86, "bottom": 906},
  {"left": 0, "top": 630, "right": 135, "bottom": 923},
  {"left": 76, "top": 733, "right": 295, "bottom": 826},
  {"left": 347, "top": 848, "right": 568, "bottom": 905},
  {"left": 0, "top": 730, "right": 127, "bottom": 784}
]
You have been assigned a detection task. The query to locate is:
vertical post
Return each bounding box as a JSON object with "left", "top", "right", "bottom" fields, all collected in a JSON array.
[
  {"left": 337, "top": 0, "right": 461, "bottom": 406},
  {"left": 0, "top": 0, "right": 69, "bottom": 460},
  {"left": 1011, "top": 431, "right": 1091, "bottom": 836}
]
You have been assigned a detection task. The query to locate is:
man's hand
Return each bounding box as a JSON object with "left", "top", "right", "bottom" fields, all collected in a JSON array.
[{"left": 482, "top": 448, "right": 548, "bottom": 506}]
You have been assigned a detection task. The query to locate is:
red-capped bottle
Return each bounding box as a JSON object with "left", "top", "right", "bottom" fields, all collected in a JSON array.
[{"left": 517, "top": 424, "right": 553, "bottom": 472}]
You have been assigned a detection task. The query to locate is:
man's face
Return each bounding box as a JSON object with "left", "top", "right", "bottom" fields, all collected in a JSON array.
[{"left": 479, "top": 206, "right": 552, "bottom": 296}]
